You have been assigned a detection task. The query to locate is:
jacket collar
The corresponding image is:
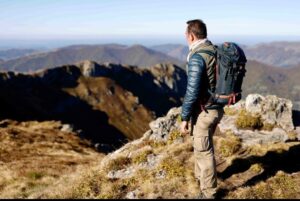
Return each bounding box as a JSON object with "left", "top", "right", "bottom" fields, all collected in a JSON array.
[{"left": 187, "top": 38, "right": 209, "bottom": 61}]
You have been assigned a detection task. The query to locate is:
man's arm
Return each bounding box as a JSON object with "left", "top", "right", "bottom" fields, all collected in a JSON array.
[{"left": 180, "top": 53, "right": 206, "bottom": 121}]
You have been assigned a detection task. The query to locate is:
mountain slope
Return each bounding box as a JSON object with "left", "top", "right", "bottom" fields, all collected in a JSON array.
[
  {"left": 245, "top": 42, "right": 300, "bottom": 68},
  {"left": 0, "top": 44, "right": 184, "bottom": 72},
  {"left": 0, "top": 61, "right": 187, "bottom": 149},
  {"left": 0, "top": 119, "right": 103, "bottom": 198},
  {"left": 151, "top": 44, "right": 189, "bottom": 61},
  {"left": 0, "top": 48, "right": 39, "bottom": 60},
  {"left": 151, "top": 42, "right": 300, "bottom": 68},
  {"left": 242, "top": 60, "right": 300, "bottom": 110},
  {"left": 34, "top": 94, "right": 300, "bottom": 199}
]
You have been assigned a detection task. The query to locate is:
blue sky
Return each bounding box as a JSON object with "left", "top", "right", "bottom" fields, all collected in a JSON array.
[{"left": 0, "top": 0, "right": 300, "bottom": 47}]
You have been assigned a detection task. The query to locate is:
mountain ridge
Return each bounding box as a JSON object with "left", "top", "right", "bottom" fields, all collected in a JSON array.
[{"left": 0, "top": 44, "right": 184, "bottom": 72}]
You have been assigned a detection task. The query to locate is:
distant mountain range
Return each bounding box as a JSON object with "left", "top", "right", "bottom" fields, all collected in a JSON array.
[
  {"left": 1, "top": 41, "right": 300, "bottom": 110},
  {"left": 0, "top": 48, "right": 39, "bottom": 60},
  {"left": 151, "top": 41, "right": 300, "bottom": 68},
  {"left": 244, "top": 42, "right": 300, "bottom": 68},
  {"left": 242, "top": 60, "right": 300, "bottom": 110},
  {"left": 0, "top": 44, "right": 183, "bottom": 72}
]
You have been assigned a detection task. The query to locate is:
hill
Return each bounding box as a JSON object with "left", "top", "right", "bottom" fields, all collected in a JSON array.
[
  {"left": 27, "top": 94, "right": 300, "bottom": 199},
  {"left": 0, "top": 61, "right": 187, "bottom": 150},
  {"left": 0, "top": 119, "right": 103, "bottom": 198},
  {"left": 150, "top": 41, "right": 300, "bottom": 68},
  {"left": 245, "top": 42, "right": 300, "bottom": 68},
  {"left": 0, "top": 48, "right": 39, "bottom": 60},
  {"left": 0, "top": 44, "right": 184, "bottom": 72},
  {"left": 151, "top": 44, "right": 189, "bottom": 62},
  {"left": 242, "top": 60, "right": 300, "bottom": 110}
]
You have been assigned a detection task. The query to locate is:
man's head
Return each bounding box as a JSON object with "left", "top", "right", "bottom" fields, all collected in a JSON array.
[{"left": 185, "top": 19, "right": 207, "bottom": 46}]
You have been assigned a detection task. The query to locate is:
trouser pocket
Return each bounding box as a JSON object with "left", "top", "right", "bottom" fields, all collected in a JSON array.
[{"left": 193, "top": 136, "right": 212, "bottom": 152}]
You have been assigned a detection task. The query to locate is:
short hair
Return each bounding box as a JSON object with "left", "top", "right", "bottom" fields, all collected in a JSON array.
[{"left": 186, "top": 19, "right": 207, "bottom": 39}]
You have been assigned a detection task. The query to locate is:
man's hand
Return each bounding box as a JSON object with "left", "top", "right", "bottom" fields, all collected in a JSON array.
[{"left": 180, "top": 121, "right": 190, "bottom": 135}]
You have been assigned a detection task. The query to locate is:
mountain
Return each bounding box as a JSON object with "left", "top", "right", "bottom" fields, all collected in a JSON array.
[
  {"left": 0, "top": 44, "right": 184, "bottom": 72},
  {"left": 242, "top": 60, "right": 300, "bottom": 110},
  {"left": 0, "top": 61, "right": 187, "bottom": 150},
  {"left": 26, "top": 94, "right": 300, "bottom": 199},
  {"left": 0, "top": 48, "right": 39, "bottom": 60},
  {"left": 150, "top": 42, "right": 300, "bottom": 68},
  {"left": 151, "top": 44, "right": 189, "bottom": 61},
  {"left": 0, "top": 119, "right": 104, "bottom": 198},
  {"left": 244, "top": 42, "right": 300, "bottom": 68}
]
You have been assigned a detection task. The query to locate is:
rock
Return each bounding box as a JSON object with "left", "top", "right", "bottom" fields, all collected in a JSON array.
[
  {"left": 126, "top": 189, "right": 140, "bottom": 199},
  {"left": 296, "top": 127, "right": 300, "bottom": 140},
  {"left": 149, "top": 107, "right": 181, "bottom": 142},
  {"left": 107, "top": 166, "right": 136, "bottom": 179},
  {"left": 60, "top": 124, "right": 73, "bottom": 132},
  {"left": 219, "top": 94, "right": 297, "bottom": 145},
  {"left": 245, "top": 94, "right": 294, "bottom": 131}
]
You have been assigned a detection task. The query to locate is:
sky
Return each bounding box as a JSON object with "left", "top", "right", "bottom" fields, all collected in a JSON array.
[{"left": 0, "top": 0, "right": 300, "bottom": 47}]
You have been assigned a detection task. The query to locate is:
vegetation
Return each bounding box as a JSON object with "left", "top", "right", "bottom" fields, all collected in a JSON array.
[
  {"left": 235, "top": 109, "right": 263, "bottom": 130},
  {"left": 105, "top": 156, "right": 132, "bottom": 171},
  {"left": 227, "top": 171, "right": 300, "bottom": 199},
  {"left": 219, "top": 131, "right": 242, "bottom": 157},
  {"left": 167, "top": 129, "right": 183, "bottom": 144},
  {"left": 132, "top": 149, "right": 153, "bottom": 164}
]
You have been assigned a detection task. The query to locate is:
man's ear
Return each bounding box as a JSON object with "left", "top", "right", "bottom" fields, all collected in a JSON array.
[{"left": 190, "top": 33, "right": 195, "bottom": 42}]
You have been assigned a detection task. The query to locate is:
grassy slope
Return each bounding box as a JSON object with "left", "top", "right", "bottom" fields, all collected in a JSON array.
[{"left": 0, "top": 120, "right": 104, "bottom": 198}]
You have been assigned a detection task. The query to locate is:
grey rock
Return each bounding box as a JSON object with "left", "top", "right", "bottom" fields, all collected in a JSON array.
[
  {"left": 125, "top": 189, "right": 140, "bottom": 199},
  {"left": 60, "top": 124, "right": 73, "bottom": 132},
  {"left": 245, "top": 94, "right": 294, "bottom": 131},
  {"left": 107, "top": 166, "right": 136, "bottom": 179},
  {"left": 149, "top": 107, "right": 181, "bottom": 142},
  {"left": 219, "top": 94, "right": 296, "bottom": 145}
]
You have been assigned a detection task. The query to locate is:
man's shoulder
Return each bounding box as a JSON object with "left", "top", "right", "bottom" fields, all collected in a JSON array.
[{"left": 188, "top": 53, "right": 206, "bottom": 69}]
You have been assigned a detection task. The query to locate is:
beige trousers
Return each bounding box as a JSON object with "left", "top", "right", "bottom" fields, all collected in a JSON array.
[{"left": 191, "top": 108, "right": 224, "bottom": 198}]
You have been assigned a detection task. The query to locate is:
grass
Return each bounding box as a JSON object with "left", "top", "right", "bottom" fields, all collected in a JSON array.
[
  {"left": 262, "top": 123, "right": 275, "bottom": 131},
  {"left": 132, "top": 149, "right": 153, "bottom": 164},
  {"left": 249, "top": 163, "right": 263, "bottom": 173},
  {"left": 219, "top": 131, "right": 242, "bottom": 157},
  {"left": 105, "top": 156, "right": 132, "bottom": 172},
  {"left": 26, "top": 172, "right": 44, "bottom": 180},
  {"left": 167, "top": 129, "right": 183, "bottom": 144},
  {"left": 224, "top": 106, "right": 238, "bottom": 116},
  {"left": 235, "top": 109, "right": 263, "bottom": 130},
  {"left": 155, "top": 157, "right": 185, "bottom": 178},
  {"left": 227, "top": 171, "right": 299, "bottom": 199}
]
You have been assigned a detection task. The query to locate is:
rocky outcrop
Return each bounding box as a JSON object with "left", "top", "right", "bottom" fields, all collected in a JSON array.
[
  {"left": 244, "top": 94, "right": 294, "bottom": 131},
  {"left": 219, "top": 94, "right": 298, "bottom": 146}
]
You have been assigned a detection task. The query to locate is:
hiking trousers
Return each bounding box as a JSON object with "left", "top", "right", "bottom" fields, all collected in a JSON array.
[{"left": 191, "top": 108, "right": 224, "bottom": 198}]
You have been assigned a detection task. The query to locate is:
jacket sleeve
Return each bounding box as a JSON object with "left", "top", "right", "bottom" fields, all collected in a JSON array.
[{"left": 180, "top": 53, "right": 205, "bottom": 121}]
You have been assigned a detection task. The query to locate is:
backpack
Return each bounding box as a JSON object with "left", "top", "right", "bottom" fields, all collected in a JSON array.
[{"left": 197, "top": 42, "right": 247, "bottom": 108}]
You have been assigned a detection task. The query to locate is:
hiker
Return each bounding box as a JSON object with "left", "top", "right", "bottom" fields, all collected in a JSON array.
[{"left": 180, "top": 19, "right": 224, "bottom": 199}]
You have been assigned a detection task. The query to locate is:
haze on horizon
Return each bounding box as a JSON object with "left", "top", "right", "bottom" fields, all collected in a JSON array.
[{"left": 1, "top": 0, "right": 300, "bottom": 48}]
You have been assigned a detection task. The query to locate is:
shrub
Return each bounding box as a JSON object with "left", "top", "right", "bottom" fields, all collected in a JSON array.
[
  {"left": 167, "top": 129, "right": 183, "bottom": 144},
  {"left": 132, "top": 149, "right": 153, "bottom": 164},
  {"left": 156, "top": 157, "right": 185, "bottom": 178},
  {"left": 219, "top": 131, "right": 242, "bottom": 157},
  {"left": 235, "top": 109, "right": 263, "bottom": 130}
]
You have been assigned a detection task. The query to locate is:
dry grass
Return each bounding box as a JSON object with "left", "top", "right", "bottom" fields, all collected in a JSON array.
[
  {"left": 235, "top": 109, "right": 263, "bottom": 130},
  {"left": 217, "top": 131, "right": 242, "bottom": 157},
  {"left": 0, "top": 120, "right": 103, "bottom": 198},
  {"left": 226, "top": 171, "right": 300, "bottom": 199}
]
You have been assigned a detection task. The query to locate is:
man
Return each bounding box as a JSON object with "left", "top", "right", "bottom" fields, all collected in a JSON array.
[{"left": 180, "top": 19, "right": 224, "bottom": 199}]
